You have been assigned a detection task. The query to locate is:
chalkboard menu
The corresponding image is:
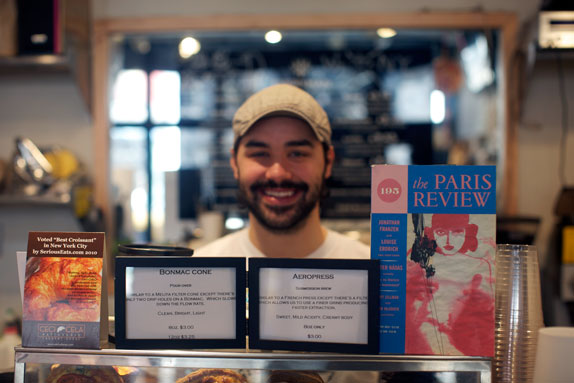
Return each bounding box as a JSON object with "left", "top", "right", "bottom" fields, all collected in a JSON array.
[
  {"left": 112, "top": 29, "right": 501, "bottom": 243},
  {"left": 324, "top": 121, "right": 432, "bottom": 218}
]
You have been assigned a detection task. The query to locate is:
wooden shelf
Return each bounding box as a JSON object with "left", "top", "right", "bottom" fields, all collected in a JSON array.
[
  {"left": 0, "top": 194, "right": 72, "bottom": 208},
  {"left": 0, "top": 54, "right": 70, "bottom": 74},
  {"left": 0, "top": 0, "right": 92, "bottom": 112},
  {"left": 535, "top": 48, "right": 574, "bottom": 61}
]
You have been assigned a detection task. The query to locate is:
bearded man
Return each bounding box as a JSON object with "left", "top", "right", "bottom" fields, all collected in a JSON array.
[
  {"left": 194, "top": 84, "right": 376, "bottom": 383},
  {"left": 195, "top": 83, "right": 369, "bottom": 260}
]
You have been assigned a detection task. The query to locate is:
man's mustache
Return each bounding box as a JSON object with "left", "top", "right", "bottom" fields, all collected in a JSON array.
[{"left": 250, "top": 180, "right": 309, "bottom": 193}]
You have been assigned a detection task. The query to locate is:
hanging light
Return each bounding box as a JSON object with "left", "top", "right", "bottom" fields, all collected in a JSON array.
[
  {"left": 430, "top": 90, "right": 446, "bottom": 124},
  {"left": 179, "top": 36, "right": 201, "bottom": 58},
  {"left": 376, "top": 28, "right": 397, "bottom": 39},
  {"left": 265, "top": 30, "right": 282, "bottom": 44}
]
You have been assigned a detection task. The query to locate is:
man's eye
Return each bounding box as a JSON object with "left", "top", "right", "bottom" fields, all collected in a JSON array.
[
  {"left": 248, "top": 151, "right": 269, "bottom": 158},
  {"left": 289, "top": 151, "right": 309, "bottom": 158}
]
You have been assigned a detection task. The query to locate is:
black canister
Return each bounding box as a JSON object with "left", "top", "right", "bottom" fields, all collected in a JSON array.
[{"left": 118, "top": 244, "right": 193, "bottom": 257}]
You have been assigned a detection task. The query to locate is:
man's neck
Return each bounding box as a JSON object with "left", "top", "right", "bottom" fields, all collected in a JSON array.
[{"left": 247, "top": 209, "right": 327, "bottom": 258}]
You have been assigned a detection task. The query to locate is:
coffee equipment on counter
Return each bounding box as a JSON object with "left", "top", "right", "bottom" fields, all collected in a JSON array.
[
  {"left": 1, "top": 137, "right": 102, "bottom": 230},
  {"left": 5, "top": 137, "right": 87, "bottom": 204},
  {"left": 11, "top": 137, "right": 55, "bottom": 196}
]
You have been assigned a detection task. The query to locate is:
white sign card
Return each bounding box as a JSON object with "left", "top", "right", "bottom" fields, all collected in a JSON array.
[
  {"left": 249, "top": 258, "right": 379, "bottom": 354},
  {"left": 125, "top": 266, "right": 236, "bottom": 339},
  {"left": 115, "top": 257, "right": 246, "bottom": 349},
  {"left": 259, "top": 268, "right": 368, "bottom": 344}
]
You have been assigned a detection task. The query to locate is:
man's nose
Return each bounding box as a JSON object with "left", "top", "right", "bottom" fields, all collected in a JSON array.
[{"left": 265, "top": 161, "right": 293, "bottom": 181}]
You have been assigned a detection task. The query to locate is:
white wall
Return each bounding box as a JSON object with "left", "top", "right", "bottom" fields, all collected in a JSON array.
[
  {"left": 91, "top": 0, "right": 540, "bottom": 22},
  {"left": 519, "top": 56, "right": 574, "bottom": 267},
  {"left": 0, "top": 74, "right": 93, "bottom": 173}
]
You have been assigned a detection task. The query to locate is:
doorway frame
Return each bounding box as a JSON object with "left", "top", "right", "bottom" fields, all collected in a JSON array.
[{"left": 92, "top": 12, "right": 519, "bottom": 235}]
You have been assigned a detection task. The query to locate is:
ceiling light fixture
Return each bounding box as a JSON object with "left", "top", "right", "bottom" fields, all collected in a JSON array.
[
  {"left": 179, "top": 36, "right": 201, "bottom": 58},
  {"left": 376, "top": 28, "right": 397, "bottom": 39},
  {"left": 265, "top": 30, "right": 282, "bottom": 44}
]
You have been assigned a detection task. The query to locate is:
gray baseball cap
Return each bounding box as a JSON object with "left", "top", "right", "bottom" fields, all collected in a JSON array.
[{"left": 232, "top": 84, "right": 331, "bottom": 146}]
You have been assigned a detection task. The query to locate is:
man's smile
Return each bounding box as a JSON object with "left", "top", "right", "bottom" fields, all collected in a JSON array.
[
  {"left": 251, "top": 181, "right": 308, "bottom": 206},
  {"left": 238, "top": 177, "right": 320, "bottom": 232},
  {"left": 259, "top": 187, "right": 303, "bottom": 206},
  {"left": 262, "top": 189, "right": 296, "bottom": 198}
]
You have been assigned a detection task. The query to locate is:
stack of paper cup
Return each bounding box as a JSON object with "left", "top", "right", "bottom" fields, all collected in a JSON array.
[
  {"left": 494, "top": 244, "right": 545, "bottom": 383},
  {"left": 533, "top": 327, "right": 574, "bottom": 383}
]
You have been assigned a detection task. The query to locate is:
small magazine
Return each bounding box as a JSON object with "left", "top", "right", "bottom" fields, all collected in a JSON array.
[
  {"left": 22, "top": 232, "right": 106, "bottom": 349},
  {"left": 371, "top": 165, "right": 496, "bottom": 356}
]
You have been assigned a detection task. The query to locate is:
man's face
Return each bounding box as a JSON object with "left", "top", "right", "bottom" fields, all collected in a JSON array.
[{"left": 231, "top": 116, "right": 334, "bottom": 233}]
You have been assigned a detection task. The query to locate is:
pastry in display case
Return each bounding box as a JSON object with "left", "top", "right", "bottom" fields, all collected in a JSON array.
[
  {"left": 116, "top": 366, "right": 158, "bottom": 383},
  {"left": 45, "top": 364, "right": 123, "bottom": 383},
  {"left": 266, "top": 370, "right": 324, "bottom": 383},
  {"left": 14, "top": 347, "right": 493, "bottom": 383},
  {"left": 175, "top": 368, "right": 247, "bottom": 383}
]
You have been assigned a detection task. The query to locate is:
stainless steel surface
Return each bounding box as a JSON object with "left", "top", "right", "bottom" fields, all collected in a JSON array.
[
  {"left": 15, "top": 346, "right": 492, "bottom": 382},
  {"left": 13, "top": 360, "right": 25, "bottom": 383}
]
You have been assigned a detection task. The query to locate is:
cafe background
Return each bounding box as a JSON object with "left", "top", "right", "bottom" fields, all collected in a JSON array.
[{"left": 0, "top": 0, "right": 573, "bottom": 328}]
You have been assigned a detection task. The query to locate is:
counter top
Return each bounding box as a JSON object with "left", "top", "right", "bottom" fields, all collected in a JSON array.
[{"left": 15, "top": 345, "right": 492, "bottom": 375}]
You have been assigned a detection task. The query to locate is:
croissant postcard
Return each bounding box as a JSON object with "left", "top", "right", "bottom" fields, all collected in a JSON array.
[
  {"left": 370, "top": 165, "right": 496, "bottom": 356},
  {"left": 22, "top": 232, "right": 105, "bottom": 348}
]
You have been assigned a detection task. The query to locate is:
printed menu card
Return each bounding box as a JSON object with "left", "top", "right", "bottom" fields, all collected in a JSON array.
[
  {"left": 114, "top": 257, "right": 246, "bottom": 349},
  {"left": 22, "top": 232, "right": 106, "bottom": 349},
  {"left": 248, "top": 258, "right": 379, "bottom": 354}
]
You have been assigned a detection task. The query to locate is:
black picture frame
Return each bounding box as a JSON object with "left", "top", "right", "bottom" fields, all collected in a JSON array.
[
  {"left": 115, "top": 257, "right": 246, "bottom": 349},
  {"left": 248, "top": 258, "right": 379, "bottom": 354}
]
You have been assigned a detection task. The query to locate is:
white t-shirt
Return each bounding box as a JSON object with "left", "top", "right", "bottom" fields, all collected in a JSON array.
[
  {"left": 193, "top": 228, "right": 378, "bottom": 383},
  {"left": 194, "top": 228, "right": 370, "bottom": 259}
]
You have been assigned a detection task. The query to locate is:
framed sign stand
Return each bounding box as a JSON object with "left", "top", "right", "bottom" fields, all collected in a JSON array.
[{"left": 115, "top": 257, "right": 246, "bottom": 350}]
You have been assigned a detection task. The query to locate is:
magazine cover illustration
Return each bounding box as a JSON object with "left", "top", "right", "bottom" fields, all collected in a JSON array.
[{"left": 406, "top": 213, "right": 495, "bottom": 355}]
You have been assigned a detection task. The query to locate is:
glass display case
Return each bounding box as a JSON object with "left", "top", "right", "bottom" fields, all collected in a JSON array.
[{"left": 14, "top": 345, "right": 492, "bottom": 383}]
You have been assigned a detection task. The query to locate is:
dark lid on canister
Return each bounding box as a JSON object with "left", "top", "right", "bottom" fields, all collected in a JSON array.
[{"left": 118, "top": 244, "right": 193, "bottom": 257}]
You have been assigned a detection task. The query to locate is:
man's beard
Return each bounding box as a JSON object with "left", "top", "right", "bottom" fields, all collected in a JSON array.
[{"left": 237, "top": 177, "right": 324, "bottom": 234}]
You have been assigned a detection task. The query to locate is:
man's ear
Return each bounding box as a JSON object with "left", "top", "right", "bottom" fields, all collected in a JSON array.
[
  {"left": 229, "top": 148, "right": 239, "bottom": 179},
  {"left": 324, "top": 145, "right": 335, "bottom": 179}
]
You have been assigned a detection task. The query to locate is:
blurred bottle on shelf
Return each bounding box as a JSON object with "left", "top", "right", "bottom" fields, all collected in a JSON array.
[{"left": 0, "top": 309, "right": 21, "bottom": 372}]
